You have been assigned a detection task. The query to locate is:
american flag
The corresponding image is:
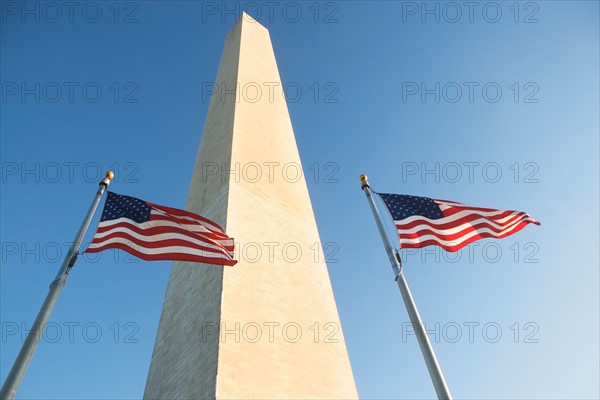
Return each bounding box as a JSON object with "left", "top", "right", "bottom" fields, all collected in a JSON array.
[
  {"left": 377, "top": 193, "right": 540, "bottom": 252},
  {"left": 85, "top": 192, "right": 237, "bottom": 266}
]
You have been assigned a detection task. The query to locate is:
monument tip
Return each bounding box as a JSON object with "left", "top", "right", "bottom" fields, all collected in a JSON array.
[{"left": 240, "top": 11, "right": 258, "bottom": 24}]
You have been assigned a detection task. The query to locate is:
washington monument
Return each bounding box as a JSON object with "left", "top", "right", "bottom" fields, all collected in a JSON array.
[{"left": 143, "top": 13, "right": 357, "bottom": 399}]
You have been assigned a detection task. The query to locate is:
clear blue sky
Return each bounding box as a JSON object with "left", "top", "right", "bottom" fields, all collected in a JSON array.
[{"left": 1, "top": 1, "right": 598, "bottom": 399}]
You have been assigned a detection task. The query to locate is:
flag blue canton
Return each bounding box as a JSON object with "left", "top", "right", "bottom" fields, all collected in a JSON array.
[
  {"left": 101, "top": 192, "right": 151, "bottom": 223},
  {"left": 378, "top": 193, "right": 444, "bottom": 220}
]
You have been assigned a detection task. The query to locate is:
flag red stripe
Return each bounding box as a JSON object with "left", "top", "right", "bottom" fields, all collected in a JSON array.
[
  {"left": 94, "top": 221, "right": 234, "bottom": 251},
  {"left": 399, "top": 220, "right": 533, "bottom": 252},
  {"left": 86, "top": 242, "right": 237, "bottom": 266},
  {"left": 148, "top": 203, "right": 225, "bottom": 234},
  {"left": 150, "top": 213, "right": 230, "bottom": 239},
  {"left": 398, "top": 218, "right": 536, "bottom": 243},
  {"left": 396, "top": 211, "right": 535, "bottom": 231},
  {"left": 441, "top": 207, "right": 522, "bottom": 220},
  {"left": 87, "top": 237, "right": 234, "bottom": 262},
  {"left": 89, "top": 230, "right": 234, "bottom": 256},
  {"left": 435, "top": 200, "right": 513, "bottom": 214}
]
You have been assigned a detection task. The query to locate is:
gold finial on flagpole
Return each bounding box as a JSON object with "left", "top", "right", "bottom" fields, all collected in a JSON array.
[
  {"left": 101, "top": 171, "right": 115, "bottom": 187},
  {"left": 359, "top": 174, "right": 369, "bottom": 189}
]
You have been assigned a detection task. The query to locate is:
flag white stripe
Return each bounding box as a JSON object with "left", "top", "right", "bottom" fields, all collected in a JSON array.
[
  {"left": 400, "top": 222, "right": 527, "bottom": 247},
  {"left": 397, "top": 214, "right": 535, "bottom": 236},
  {"left": 149, "top": 210, "right": 224, "bottom": 234},
  {"left": 87, "top": 238, "right": 234, "bottom": 261},
  {"left": 437, "top": 202, "right": 539, "bottom": 223},
  {"left": 95, "top": 218, "right": 233, "bottom": 246},
  {"left": 91, "top": 225, "right": 232, "bottom": 253},
  {"left": 397, "top": 209, "right": 526, "bottom": 226},
  {"left": 434, "top": 199, "right": 464, "bottom": 206}
]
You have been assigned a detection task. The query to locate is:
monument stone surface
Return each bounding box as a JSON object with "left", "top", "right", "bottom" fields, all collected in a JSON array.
[{"left": 144, "top": 13, "right": 357, "bottom": 399}]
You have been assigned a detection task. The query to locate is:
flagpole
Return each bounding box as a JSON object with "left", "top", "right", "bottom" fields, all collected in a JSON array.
[
  {"left": 0, "top": 171, "right": 114, "bottom": 400},
  {"left": 359, "top": 174, "right": 452, "bottom": 400}
]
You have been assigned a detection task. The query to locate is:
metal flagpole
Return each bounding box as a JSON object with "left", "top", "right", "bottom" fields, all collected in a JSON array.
[
  {"left": 359, "top": 174, "right": 452, "bottom": 400},
  {"left": 0, "top": 171, "right": 114, "bottom": 400}
]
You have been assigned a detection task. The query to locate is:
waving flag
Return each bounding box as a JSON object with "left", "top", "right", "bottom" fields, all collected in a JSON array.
[
  {"left": 86, "top": 192, "right": 237, "bottom": 266},
  {"left": 378, "top": 193, "right": 540, "bottom": 252}
]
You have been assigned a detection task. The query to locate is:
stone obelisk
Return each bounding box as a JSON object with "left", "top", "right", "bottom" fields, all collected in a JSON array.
[{"left": 144, "top": 13, "right": 357, "bottom": 399}]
